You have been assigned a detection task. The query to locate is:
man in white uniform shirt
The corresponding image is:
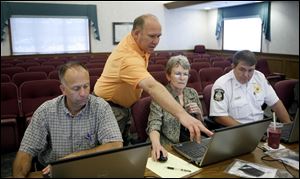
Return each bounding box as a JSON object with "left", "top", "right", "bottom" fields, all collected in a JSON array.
[{"left": 210, "top": 50, "right": 291, "bottom": 126}]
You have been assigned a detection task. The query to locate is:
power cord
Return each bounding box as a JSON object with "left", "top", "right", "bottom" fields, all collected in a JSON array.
[{"left": 261, "top": 155, "right": 296, "bottom": 178}]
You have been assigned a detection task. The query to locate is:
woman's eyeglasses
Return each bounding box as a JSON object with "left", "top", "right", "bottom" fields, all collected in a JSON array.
[{"left": 174, "top": 72, "right": 190, "bottom": 79}]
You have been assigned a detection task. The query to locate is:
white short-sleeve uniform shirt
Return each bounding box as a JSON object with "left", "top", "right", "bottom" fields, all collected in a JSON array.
[{"left": 210, "top": 70, "right": 279, "bottom": 124}]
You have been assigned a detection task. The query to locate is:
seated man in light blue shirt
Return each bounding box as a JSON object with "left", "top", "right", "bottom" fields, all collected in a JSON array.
[{"left": 13, "top": 61, "right": 123, "bottom": 177}]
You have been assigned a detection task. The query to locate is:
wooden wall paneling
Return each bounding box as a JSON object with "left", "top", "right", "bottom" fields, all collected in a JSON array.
[{"left": 284, "top": 60, "right": 299, "bottom": 79}]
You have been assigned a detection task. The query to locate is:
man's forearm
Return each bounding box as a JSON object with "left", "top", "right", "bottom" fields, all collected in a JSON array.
[
  {"left": 215, "top": 116, "right": 240, "bottom": 127},
  {"left": 13, "top": 151, "right": 33, "bottom": 177},
  {"left": 271, "top": 101, "right": 291, "bottom": 123}
]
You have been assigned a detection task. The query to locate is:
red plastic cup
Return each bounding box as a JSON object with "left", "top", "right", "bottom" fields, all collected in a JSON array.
[{"left": 267, "top": 122, "right": 283, "bottom": 149}]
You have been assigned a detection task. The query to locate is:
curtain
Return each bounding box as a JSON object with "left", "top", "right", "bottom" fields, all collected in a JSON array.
[
  {"left": 215, "top": 2, "right": 271, "bottom": 41},
  {"left": 1, "top": 2, "right": 100, "bottom": 41}
]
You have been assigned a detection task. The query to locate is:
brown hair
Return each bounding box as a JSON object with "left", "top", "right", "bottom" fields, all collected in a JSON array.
[{"left": 232, "top": 50, "right": 257, "bottom": 66}]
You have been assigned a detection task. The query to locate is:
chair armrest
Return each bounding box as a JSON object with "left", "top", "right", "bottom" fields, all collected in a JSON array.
[
  {"left": 198, "top": 94, "right": 204, "bottom": 99},
  {"left": 266, "top": 76, "right": 284, "bottom": 87},
  {"left": 268, "top": 73, "right": 286, "bottom": 80}
]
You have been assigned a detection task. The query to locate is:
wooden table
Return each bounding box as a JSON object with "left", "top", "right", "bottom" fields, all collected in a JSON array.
[
  {"left": 144, "top": 142, "right": 299, "bottom": 178},
  {"left": 26, "top": 142, "right": 299, "bottom": 178}
]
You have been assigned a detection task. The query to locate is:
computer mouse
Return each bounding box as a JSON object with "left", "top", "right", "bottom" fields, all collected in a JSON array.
[
  {"left": 238, "top": 164, "right": 264, "bottom": 177},
  {"left": 158, "top": 151, "right": 168, "bottom": 162},
  {"left": 42, "top": 173, "right": 51, "bottom": 178}
]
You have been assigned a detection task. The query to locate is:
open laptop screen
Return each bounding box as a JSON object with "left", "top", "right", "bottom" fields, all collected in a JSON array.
[
  {"left": 50, "top": 142, "right": 151, "bottom": 178},
  {"left": 281, "top": 108, "right": 299, "bottom": 143},
  {"left": 173, "top": 118, "right": 271, "bottom": 167}
]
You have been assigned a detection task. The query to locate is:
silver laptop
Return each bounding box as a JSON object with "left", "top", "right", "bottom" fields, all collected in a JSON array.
[
  {"left": 50, "top": 142, "right": 151, "bottom": 178},
  {"left": 172, "top": 118, "right": 271, "bottom": 167},
  {"left": 281, "top": 108, "right": 299, "bottom": 143}
]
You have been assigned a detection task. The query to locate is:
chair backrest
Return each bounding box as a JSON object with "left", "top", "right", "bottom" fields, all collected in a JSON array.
[
  {"left": 86, "top": 63, "right": 106, "bottom": 69},
  {"left": 212, "top": 61, "right": 231, "bottom": 69},
  {"left": 89, "top": 68, "right": 103, "bottom": 77},
  {"left": 1, "top": 67, "right": 26, "bottom": 78},
  {"left": 192, "top": 57, "right": 210, "bottom": 63},
  {"left": 35, "top": 58, "right": 48, "bottom": 64},
  {"left": 156, "top": 52, "right": 170, "bottom": 59},
  {"left": 3, "top": 59, "right": 23, "bottom": 65},
  {"left": 256, "top": 58, "right": 271, "bottom": 76},
  {"left": 210, "top": 56, "right": 225, "bottom": 64},
  {"left": 48, "top": 70, "right": 59, "bottom": 80},
  {"left": 16, "top": 62, "right": 40, "bottom": 70},
  {"left": 200, "top": 54, "right": 211, "bottom": 59},
  {"left": 27, "top": 65, "right": 55, "bottom": 75},
  {"left": 274, "top": 79, "right": 299, "bottom": 110},
  {"left": 90, "top": 76, "right": 99, "bottom": 93},
  {"left": 12, "top": 72, "right": 48, "bottom": 87},
  {"left": 1, "top": 82, "right": 20, "bottom": 119},
  {"left": 226, "top": 57, "right": 233, "bottom": 63},
  {"left": 131, "top": 96, "right": 152, "bottom": 143},
  {"left": 150, "top": 71, "right": 168, "bottom": 86},
  {"left": 147, "top": 64, "right": 165, "bottom": 72},
  {"left": 183, "top": 53, "right": 199, "bottom": 63},
  {"left": 42, "top": 61, "right": 64, "bottom": 68},
  {"left": 1, "top": 74, "right": 11, "bottom": 82},
  {"left": 191, "top": 62, "right": 210, "bottom": 72},
  {"left": 155, "top": 59, "right": 167, "bottom": 66},
  {"left": 1, "top": 118, "right": 19, "bottom": 153},
  {"left": 224, "top": 66, "right": 233, "bottom": 74},
  {"left": 71, "top": 57, "right": 89, "bottom": 64},
  {"left": 203, "top": 84, "right": 214, "bottom": 116},
  {"left": 151, "top": 57, "right": 168, "bottom": 64},
  {"left": 20, "top": 79, "right": 61, "bottom": 117},
  {"left": 194, "top": 45, "right": 206, "bottom": 54},
  {"left": 89, "top": 58, "right": 107, "bottom": 63},
  {"left": 199, "top": 67, "right": 224, "bottom": 89},
  {"left": 1, "top": 63, "right": 13, "bottom": 68},
  {"left": 187, "top": 69, "right": 203, "bottom": 95}
]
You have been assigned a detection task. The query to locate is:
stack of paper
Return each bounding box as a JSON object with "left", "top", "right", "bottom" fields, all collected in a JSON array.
[
  {"left": 146, "top": 152, "right": 201, "bottom": 178},
  {"left": 265, "top": 148, "right": 299, "bottom": 170}
]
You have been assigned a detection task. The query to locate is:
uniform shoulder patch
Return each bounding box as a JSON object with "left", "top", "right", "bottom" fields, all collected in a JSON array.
[{"left": 213, "top": 88, "right": 225, "bottom": 101}]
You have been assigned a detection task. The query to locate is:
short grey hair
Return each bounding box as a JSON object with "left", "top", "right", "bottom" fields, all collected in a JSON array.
[
  {"left": 58, "top": 61, "right": 89, "bottom": 83},
  {"left": 165, "top": 55, "right": 190, "bottom": 75},
  {"left": 232, "top": 50, "right": 257, "bottom": 66}
]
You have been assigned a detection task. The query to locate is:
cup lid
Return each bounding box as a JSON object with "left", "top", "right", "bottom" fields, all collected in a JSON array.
[{"left": 269, "top": 122, "right": 284, "bottom": 128}]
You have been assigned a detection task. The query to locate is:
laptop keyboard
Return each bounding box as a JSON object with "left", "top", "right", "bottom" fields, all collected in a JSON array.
[{"left": 174, "top": 139, "right": 210, "bottom": 159}]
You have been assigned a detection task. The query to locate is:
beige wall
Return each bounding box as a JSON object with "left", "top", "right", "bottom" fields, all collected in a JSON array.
[{"left": 1, "top": 1, "right": 299, "bottom": 56}]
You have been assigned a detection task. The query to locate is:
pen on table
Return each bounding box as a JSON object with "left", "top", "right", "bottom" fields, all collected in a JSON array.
[{"left": 166, "top": 166, "right": 191, "bottom": 172}]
